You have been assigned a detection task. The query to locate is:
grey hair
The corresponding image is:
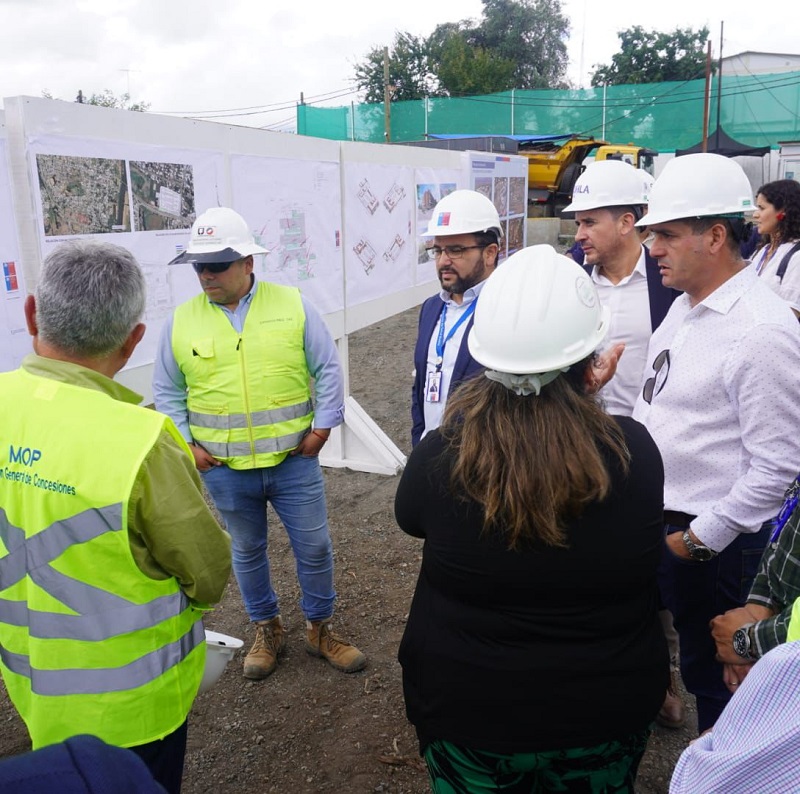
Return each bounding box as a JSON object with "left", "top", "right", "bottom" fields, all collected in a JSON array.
[{"left": 36, "top": 239, "right": 146, "bottom": 358}]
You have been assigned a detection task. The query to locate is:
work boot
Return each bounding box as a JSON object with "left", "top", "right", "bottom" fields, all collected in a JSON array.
[
  {"left": 305, "top": 620, "right": 367, "bottom": 673},
  {"left": 243, "top": 615, "right": 286, "bottom": 680},
  {"left": 656, "top": 672, "right": 686, "bottom": 729}
]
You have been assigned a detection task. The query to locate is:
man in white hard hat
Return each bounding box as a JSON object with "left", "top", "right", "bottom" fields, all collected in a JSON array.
[
  {"left": 564, "top": 160, "right": 684, "bottom": 728},
  {"left": 412, "top": 189, "right": 502, "bottom": 446},
  {"left": 0, "top": 240, "right": 231, "bottom": 794},
  {"left": 631, "top": 153, "right": 800, "bottom": 733},
  {"left": 564, "top": 160, "right": 680, "bottom": 417},
  {"left": 154, "top": 207, "right": 366, "bottom": 681}
]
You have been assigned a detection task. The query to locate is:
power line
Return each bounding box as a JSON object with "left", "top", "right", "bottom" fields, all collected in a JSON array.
[{"left": 151, "top": 86, "right": 358, "bottom": 117}]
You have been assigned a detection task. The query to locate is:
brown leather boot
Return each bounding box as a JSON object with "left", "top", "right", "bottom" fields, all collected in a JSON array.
[
  {"left": 657, "top": 671, "right": 686, "bottom": 728},
  {"left": 243, "top": 615, "right": 286, "bottom": 680},
  {"left": 305, "top": 620, "right": 366, "bottom": 673}
]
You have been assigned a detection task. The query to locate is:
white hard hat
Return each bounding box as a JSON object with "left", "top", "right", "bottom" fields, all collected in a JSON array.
[
  {"left": 638, "top": 153, "right": 754, "bottom": 227},
  {"left": 468, "top": 244, "right": 609, "bottom": 373},
  {"left": 423, "top": 189, "right": 503, "bottom": 238},
  {"left": 199, "top": 630, "right": 243, "bottom": 695},
  {"left": 169, "top": 207, "right": 269, "bottom": 265},
  {"left": 562, "top": 160, "right": 650, "bottom": 214}
]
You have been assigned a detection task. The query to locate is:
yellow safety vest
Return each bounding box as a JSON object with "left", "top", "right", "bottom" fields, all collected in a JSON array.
[
  {"left": 172, "top": 281, "right": 313, "bottom": 470},
  {"left": 0, "top": 368, "right": 205, "bottom": 749},
  {"left": 788, "top": 597, "right": 800, "bottom": 642}
]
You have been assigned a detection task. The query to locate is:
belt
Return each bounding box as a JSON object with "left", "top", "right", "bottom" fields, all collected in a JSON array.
[{"left": 663, "top": 510, "right": 696, "bottom": 528}]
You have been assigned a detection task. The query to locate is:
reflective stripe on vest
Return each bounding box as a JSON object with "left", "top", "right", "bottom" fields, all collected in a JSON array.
[
  {"left": 0, "top": 506, "right": 191, "bottom": 641},
  {"left": 188, "top": 399, "right": 313, "bottom": 431},
  {"left": 172, "top": 281, "right": 313, "bottom": 470},
  {"left": 0, "top": 622, "right": 203, "bottom": 696},
  {"left": 196, "top": 428, "right": 309, "bottom": 459}
]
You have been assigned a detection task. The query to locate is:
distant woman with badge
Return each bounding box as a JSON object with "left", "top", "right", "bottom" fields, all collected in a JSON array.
[
  {"left": 395, "top": 245, "right": 668, "bottom": 792},
  {"left": 751, "top": 179, "right": 800, "bottom": 317}
]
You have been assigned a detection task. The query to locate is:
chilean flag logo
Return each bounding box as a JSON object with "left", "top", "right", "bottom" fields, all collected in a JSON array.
[{"left": 437, "top": 212, "right": 451, "bottom": 226}]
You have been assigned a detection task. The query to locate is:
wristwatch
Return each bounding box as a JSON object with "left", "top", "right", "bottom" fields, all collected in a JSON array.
[
  {"left": 682, "top": 529, "right": 717, "bottom": 561},
  {"left": 732, "top": 622, "right": 758, "bottom": 661}
]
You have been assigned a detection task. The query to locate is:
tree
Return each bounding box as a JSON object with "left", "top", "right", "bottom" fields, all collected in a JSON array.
[
  {"left": 353, "top": 32, "right": 437, "bottom": 103},
  {"left": 591, "top": 26, "right": 712, "bottom": 87},
  {"left": 41, "top": 89, "right": 150, "bottom": 112},
  {"left": 471, "top": 0, "right": 569, "bottom": 89},
  {"left": 352, "top": 0, "right": 570, "bottom": 101},
  {"left": 435, "top": 35, "right": 517, "bottom": 96}
]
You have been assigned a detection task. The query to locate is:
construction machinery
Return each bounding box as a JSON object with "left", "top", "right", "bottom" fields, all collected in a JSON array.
[{"left": 400, "top": 134, "right": 657, "bottom": 217}]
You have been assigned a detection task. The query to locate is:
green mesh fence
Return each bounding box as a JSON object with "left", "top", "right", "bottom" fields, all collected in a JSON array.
[{"left": 296, "top": 71, "right": 800, "bottom": 151}]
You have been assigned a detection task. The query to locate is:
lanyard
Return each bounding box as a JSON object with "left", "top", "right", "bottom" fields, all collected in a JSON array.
[
  {"left": 435, "top": 301, "right": 476, "bottom": 369},
  {"left": 769, "top": 478, "right": 800, "bottom": 543}
]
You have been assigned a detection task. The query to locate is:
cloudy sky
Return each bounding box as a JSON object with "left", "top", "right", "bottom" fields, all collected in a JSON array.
[{"left": 0, "top": 0, "right": 794, "bottom": 132}]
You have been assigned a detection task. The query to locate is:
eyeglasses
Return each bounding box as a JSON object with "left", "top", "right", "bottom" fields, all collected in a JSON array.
[
  {"left": 192, "top": 261, "right": 235, "bottom": 274},
  {"left": 426, "top": 245, "right": 487, "bottom": 261},
  {"left": 642, "top": 349, "right": 670, "bottom": 404}
]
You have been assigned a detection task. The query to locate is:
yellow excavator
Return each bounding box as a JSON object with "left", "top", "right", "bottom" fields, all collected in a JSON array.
[{"left": 401, "top": 134, "right": 657, "bottom": 217}]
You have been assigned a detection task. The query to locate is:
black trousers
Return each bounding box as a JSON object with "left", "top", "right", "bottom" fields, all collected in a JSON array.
[{"left": 130, "top": 720, "right": 188, "bottom": 794}]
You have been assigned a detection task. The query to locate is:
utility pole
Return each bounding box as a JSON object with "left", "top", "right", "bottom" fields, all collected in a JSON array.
[
  {"left": 383, "top": 47, "right": 391, "bottom": 143},
  {"left": 701, "top": 40, "right": 712, "bottom": 153},
  {"left": 715, "top": 21, "right": 724, "bottom": 152}
]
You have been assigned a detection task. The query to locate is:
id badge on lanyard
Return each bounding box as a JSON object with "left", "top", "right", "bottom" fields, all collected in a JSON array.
[{"left": 424, "top": 301, "right": 476, "bottom": 403}]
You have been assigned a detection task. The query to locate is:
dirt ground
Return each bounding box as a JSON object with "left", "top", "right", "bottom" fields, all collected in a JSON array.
[{"left": 0, "top": 306, "right": 696, "bottom": 793}]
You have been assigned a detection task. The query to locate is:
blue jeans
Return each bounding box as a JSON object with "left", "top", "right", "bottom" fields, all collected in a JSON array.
[
  {"left": 659, "top": 523, "right": 768, "bottom": 733},
  {"left": 202, "top": 454, "right": 335, "bottom": 622}
]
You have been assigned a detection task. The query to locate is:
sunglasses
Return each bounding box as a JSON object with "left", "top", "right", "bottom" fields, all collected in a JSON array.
[
  {"left": 642, "top": 349, "right": 670, "bottom": 404},
  {"left": 192, "top": 261, "right": 235, "bottom": 274}
]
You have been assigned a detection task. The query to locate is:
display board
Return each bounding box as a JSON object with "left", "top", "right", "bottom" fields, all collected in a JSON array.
[
  {"left": 231, "top": 154, "right": 343, "bottom": 315},
  {"left": 466, "top": 153, "right": 529, "bottom": 260},
  {"left": 340, "top": 141, "right": 465, "bottom": 335},
  {"left": 26, "top": 136, "right": 225, "bottom": 369},
  {"left": 0, "top": 130, "right": 30, "bottom": 371},
  {"left": 343, "top": 160, "right": 415, "bottom": 307}
]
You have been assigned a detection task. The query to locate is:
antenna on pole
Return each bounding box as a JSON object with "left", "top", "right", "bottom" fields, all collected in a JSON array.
[{"left": 118, "top": 68, "right": 140, "bottom": 98}]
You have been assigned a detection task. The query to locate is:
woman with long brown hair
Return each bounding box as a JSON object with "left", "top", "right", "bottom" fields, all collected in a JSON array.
[
  {"left": 751, "top": 178, "right": 800, "bottom": 316},
  {"left": 395, "top": 245, "right": 668, "bottom": 793}
]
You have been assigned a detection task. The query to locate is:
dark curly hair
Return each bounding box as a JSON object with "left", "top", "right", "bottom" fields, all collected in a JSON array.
[{"left": 756, "top": 179, "right": 800, "bottom": 245}]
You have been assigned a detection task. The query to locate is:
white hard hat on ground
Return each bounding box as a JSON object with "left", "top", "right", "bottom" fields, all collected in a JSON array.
[
  {"left": 468, "top": 244, "right": 609, "bottom": 375},
  {"left": 169, "top": 207, "right": 269, "bottom": 265},
  {"left": 638, "top": 153, "right": 754, "bottom": 227},
  {"left": 423, "top": 189, "right": 503, "bottom": 238},
  {"left": 562, "top": 160, "right": 650, "bottom": 214},
  {"left": 200, "top": 630, "right": 244, "bottom": 695}
]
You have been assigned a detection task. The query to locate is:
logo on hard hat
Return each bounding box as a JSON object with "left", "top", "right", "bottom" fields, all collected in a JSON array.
[
  {"left": 437, "top": 212, "right": 451, "bottom": 227},
  {"left": 575, "top": 184, "right": 590, "bottom": 195},
  {"left": 197, "top": 226, "right": 216, "bottom": 236}
]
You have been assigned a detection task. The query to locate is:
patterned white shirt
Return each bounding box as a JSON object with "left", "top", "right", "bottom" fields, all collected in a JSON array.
[
  {"left": 632, "top": 267, "right": 800, "bottom": 551},
  {"left": 670, "top": 642, "right": 800, "bottom": 794}
]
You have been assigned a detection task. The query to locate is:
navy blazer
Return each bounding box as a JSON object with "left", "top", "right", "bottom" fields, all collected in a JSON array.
[
  {"left": 411, "top": 295, "right": 484, "bottom": 447},
  {"left": 583, "top": 247, "right": 680, "bottom": 332}
]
